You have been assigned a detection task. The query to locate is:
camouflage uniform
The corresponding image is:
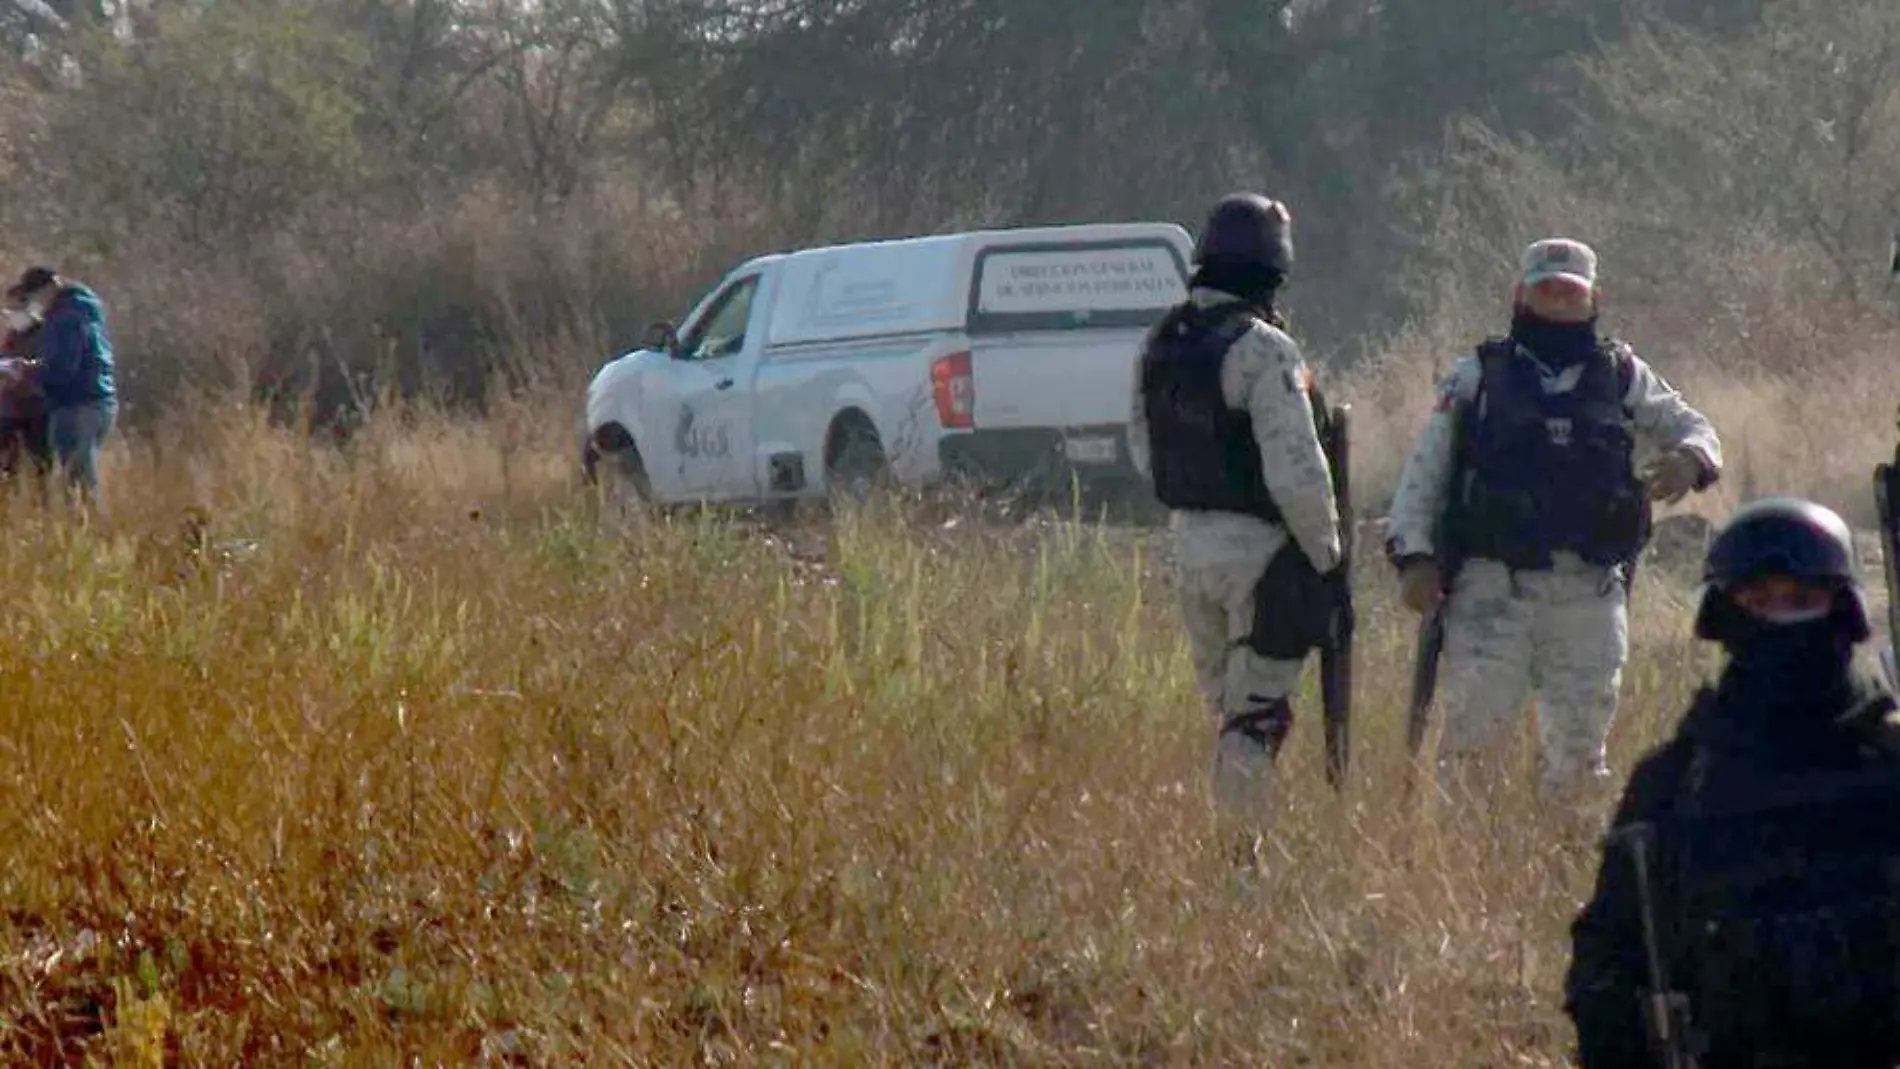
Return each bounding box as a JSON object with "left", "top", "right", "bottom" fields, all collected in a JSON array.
[
  {"left": 1129, "top": 285, "right": 1342, "bottom": 814},
  {"left": 1386, "top": 342, "right": 1721, "bottom": 790}
]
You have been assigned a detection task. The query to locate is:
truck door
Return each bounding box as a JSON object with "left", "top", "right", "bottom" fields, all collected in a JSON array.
[
  {"left": 669, "top": 271, "right": 765, "bottom": 501},
  {"left": 622, "top": 361, "right": 694, "bottom": 503}
]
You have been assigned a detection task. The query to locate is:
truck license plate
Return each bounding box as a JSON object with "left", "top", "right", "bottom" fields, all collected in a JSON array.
[{"left": 1063, "top": 436, "right": 1118, "bottom": 465}]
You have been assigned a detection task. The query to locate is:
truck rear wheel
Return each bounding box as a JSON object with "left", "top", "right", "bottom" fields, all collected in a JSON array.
[{"left": 826, "top": 423, "right": 890, "bottom": 509}]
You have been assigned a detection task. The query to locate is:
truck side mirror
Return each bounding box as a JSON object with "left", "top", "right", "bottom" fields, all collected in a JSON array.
[{"left": 647, "top": 320, "right": 679, "bottom": 355}]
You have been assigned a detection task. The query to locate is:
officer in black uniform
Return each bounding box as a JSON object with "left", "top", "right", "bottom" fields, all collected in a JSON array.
[{"left": 1565, "top": 496, "right": 1900, "bottom": 1069}]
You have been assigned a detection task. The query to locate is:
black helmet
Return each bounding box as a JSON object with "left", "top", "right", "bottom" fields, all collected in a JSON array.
[
  {"left": 1694, "top": 496, "right": 1870, "bottom": 643},
  {"left": 1192, "top": 193, "right": 1294, "bottom": 278}
]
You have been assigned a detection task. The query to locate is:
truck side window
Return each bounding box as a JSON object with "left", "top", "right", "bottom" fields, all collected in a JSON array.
[{"left": 679, "top": 275, "right": 759, "bottom": 361}]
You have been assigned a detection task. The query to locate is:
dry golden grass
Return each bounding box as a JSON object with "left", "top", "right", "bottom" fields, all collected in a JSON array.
[{"left": 0, "top": 374, "right": 1882, "bottom": 1067}]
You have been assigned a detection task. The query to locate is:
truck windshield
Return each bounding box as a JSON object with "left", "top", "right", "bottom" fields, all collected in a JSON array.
[{"left": 680, "top": 275, "right": 760, "bottom": 361}]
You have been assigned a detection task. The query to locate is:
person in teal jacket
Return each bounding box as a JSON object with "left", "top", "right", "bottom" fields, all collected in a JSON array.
[{"left": 14, "top": 266, "right": 116, "bottom": 510}]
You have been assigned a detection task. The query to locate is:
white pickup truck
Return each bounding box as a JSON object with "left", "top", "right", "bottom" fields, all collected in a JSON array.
[{"left": 580, "top": 221, "right": 1193, "bottom": 509}]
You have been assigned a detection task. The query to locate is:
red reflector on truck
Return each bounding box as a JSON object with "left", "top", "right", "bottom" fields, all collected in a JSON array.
[{"left": 931, "top": 350, "right": 974, "bottom": 429}]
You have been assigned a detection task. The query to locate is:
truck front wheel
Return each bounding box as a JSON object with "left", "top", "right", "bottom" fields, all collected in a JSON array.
[{"left": 584, "top": 431, "right": 654, "bottom": 522}]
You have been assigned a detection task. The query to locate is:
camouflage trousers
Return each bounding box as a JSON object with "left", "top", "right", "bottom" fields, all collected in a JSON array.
[
  {"left": 1434, "top": 553, "right": 1627, "bottom": 795},
  {"left": 1168, "top": 513, "right": 1305, "bottom": 825}
]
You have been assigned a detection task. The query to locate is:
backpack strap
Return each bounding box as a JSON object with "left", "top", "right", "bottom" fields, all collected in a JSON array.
[
  {"left": 1145, "top": 300, "right": 1254, "bottom": 363},
  {"left": 1454, "top": 337, "right": 1517, "bottom": 467},
  {"left": 1200, "top": 299, "right": 1327, "bottom": 429},
  {"left": 1473, "top": 336, "right": 1518, "bottom": 375},
  {"left": 1602, "top": 337, "right": 1638, "bottom": 416},
  {"left": 1470, "top": 336, "right": 1519, "bottom": 393}
]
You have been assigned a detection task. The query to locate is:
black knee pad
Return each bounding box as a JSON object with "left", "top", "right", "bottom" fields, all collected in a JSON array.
[{"left": 1221, "top": 696, "right": 1292, "bottom": 758}]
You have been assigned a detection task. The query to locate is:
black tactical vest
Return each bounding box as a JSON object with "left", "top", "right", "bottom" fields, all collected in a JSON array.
[
  {"left": 1138, "top": 301, "right": 1295, "bottom": 521},
  {"left": 1445, "top": 337, "right": 1648, "bottom": 570},
  {"left": 1654, "top": 695, "right": 1900, "bottom": 1066}
]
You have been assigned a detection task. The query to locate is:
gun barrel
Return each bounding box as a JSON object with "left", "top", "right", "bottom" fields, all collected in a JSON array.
[
  {"left": 1320, "top": 402, "right": 1353, "bottom": 791},
  {"left": 1406, "top": 605, "right": 1444, "bottom": 757},
  {"left": 1616, "top": 822, "right": 1697, "bottom": 1069},
  {"left": 1877, "top": 464, "right": 1900, "bottom": 679},
  {"left": 1322, "top": 640, "right": 1350, "bottom": 788}
]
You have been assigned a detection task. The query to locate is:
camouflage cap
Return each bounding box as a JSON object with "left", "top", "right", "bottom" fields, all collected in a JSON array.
[{"left": 1519, "top": 238, "right": 1597, "bottom": 291}]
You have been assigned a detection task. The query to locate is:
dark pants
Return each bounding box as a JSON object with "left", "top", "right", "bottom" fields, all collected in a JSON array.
[
  {"left": 0, "top": 414, "right": 51, "bottom": 483},
  {"left": 46, "top": 399, "right": 115, "bottom": 508}
]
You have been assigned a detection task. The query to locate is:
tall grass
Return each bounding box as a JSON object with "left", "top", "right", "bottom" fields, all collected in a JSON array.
[{"left": 4, "top": 368, "right": 1864, "bottom": 1066}]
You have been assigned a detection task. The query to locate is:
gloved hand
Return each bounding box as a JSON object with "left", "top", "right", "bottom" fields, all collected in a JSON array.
[
  {"left": 1642, "top": 448, "right": 1705, "bottom": 504},
  {"left": 1399, "top": 560, "right": 1444, "bottom": 615}
]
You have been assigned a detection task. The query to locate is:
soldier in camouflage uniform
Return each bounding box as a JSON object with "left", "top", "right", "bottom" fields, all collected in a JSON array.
[
  {"left": 1128, "top": 193, "right": 1344, "bottom": 826},
  {"left": 1386, "top": 238, "right": 1722, "bottom": 795}
]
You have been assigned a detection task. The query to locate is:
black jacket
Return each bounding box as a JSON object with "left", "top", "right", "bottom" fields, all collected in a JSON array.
[{"left": 1565, "top": 672, "right": 1900, "bottom": 1069}]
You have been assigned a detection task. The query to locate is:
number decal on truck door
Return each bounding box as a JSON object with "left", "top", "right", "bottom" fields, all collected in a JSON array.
[{"left": 674, "top": 403, "right": 731, "bottom": 460}]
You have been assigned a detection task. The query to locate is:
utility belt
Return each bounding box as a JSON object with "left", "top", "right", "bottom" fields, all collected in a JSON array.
[{"left": 1459, "top": 551, "right": 1633, "bottom": 600}]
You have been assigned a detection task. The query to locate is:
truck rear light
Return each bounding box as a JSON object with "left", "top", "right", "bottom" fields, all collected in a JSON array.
[{"left": 931, "top": 350, "right": 974, "bottom": 430}]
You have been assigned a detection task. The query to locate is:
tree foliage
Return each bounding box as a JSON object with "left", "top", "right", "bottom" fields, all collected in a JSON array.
[
  {"left": 0, "top": 0, "right": 1886, "bottom": 414},
  {"left": 42, "top": 1, "right": 368, "bottom": 251}
]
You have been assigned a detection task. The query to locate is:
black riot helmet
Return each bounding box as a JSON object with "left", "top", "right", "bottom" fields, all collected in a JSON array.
[
  {"left": 1694, "top": 496, "right": 1871, "bottom": 644},
  {"left": 1191, "top": 193, "right": 1294, "bottom": 298}
]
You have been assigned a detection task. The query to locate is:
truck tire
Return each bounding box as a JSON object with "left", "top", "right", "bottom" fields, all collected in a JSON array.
[
  {"left": 585, "top": 435, "right": 654, "bottom": 522},
  {"left": 826, "top": 421, "right": 890, "bottom": 508}
]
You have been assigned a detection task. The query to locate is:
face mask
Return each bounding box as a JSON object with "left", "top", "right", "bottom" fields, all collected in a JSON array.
[
  {"left": 6, "top": 311, "right": 34, "bottom": 332},
  {"left": 1719, "top": 615, "right": 1855, "bottom": 721},
  {"left": 1509, "top": 311, "right": 1600, "bottom": 367}
]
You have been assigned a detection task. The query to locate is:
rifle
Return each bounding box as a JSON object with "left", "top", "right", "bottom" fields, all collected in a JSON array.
[
  {"left": 1878, "top": 246, "right": 1899, "bottom": 690},
  {"left": 1406, "top": 601, "right": 1445, "bottom": 761},
  {"left": 1876, "top": 402, "right": 1900, "bottom": 693},
  {"left": 1319, "top": 402, "right": 1354, "bottom": 791},
  {"left": 1609, "top": 822, "right": 1700, "bottom": 1069},
  {"left": 1405, "top": 436, "right": 1468, "bottom": 768}
]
